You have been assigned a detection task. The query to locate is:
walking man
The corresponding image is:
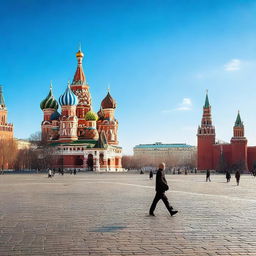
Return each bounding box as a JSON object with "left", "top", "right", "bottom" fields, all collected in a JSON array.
[
  {"left": 149, "top": 163, "right": 178, "bottom": 217},
  {"left": 206, "top": 169, "right": 211, "bottom": 182},
  {"left": 235, "top": 170, "right": 240, "bottom": 186}
]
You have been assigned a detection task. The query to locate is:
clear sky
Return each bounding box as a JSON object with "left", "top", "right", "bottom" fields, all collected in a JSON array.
[{"left": 1, "top": 0, "right": 256, "bottom": 154}]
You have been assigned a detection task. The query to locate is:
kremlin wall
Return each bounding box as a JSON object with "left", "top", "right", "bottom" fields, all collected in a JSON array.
[{"left": 197, "top": 93, "right": 255, "bottom": 172}]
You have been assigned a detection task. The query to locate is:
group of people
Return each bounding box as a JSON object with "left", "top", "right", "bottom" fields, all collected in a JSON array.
[
  {"left": 47, "top": 168, "right": 78, "bottom": 178},
  {"left": 205, "top": 169, "right": 241, "bottom": 185}
]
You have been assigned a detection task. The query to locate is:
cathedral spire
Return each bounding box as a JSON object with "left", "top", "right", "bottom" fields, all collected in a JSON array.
[
  {"left": 72, "top": 46, "right": 86, "bottom": 85},
  {"left": 0, "top": 85, "right": 6, "bottom": 109}
]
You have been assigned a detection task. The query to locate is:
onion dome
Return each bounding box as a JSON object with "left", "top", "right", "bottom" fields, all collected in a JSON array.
[
  {"left": 85, "top": 111, "right": 98, "bottom": 121},
  {"left": 50, "top": 111, "right": 61, "bottom": 121},
  {"left": 76, "top": 50, "right": 84, "bottom": 58},
  {"left": 59, "top": 82, "right": 78, "bottom": 106},
  {"left": 40, "top": 84, "right": 58, "bottom": 110},
  {"left": 101, "top": 92, "right": 117, "bottom": 109}
]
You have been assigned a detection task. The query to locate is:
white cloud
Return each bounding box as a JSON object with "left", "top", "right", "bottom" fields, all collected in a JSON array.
[
  {"left": 224, "top": 59, "right": 241, "bottom": 71},
  {"left": 162, "top": 97, "right": 192, "bottom": 113}
]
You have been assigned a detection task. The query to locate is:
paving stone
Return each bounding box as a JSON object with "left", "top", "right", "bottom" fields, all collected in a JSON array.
[{"left": 0, "top": 173, "right": 256, "bottom": 255}]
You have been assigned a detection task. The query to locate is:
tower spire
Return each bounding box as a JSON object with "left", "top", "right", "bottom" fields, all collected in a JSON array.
[
  {"left": 72, "top": 47, "right": 86, "bottom": 85},
  {"left": 204, "top": 90, "right": 210, "bottom": 108},
  {"left": 235, "top": 110, "right": 243, "bottom": 127},
  {"left": 0, "top": 85, "right": 6, "bottom": 108}
]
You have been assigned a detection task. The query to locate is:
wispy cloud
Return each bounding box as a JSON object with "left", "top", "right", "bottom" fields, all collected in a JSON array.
[
  {"left": 224, "top": 59, "right": 241, "bottom": 71},
  {"left": 162, "top": 98, "right": 192, "bottom": 113}
]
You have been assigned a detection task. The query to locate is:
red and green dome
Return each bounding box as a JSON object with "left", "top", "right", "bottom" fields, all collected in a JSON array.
[{"left": 40, "top": 86, "right": 58, "bottom": 110}]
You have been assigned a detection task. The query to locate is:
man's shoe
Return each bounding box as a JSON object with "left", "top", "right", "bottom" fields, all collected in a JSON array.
[
  {"left": 170, "top": 210, "right": 178, "bottom": 216},
  {"left": 149, "top": 213, "right": 155, "bottom": 216}
]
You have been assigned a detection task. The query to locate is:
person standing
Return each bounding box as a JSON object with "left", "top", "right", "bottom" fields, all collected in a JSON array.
[
  {"left": 206, "top": 169, "right": 211, "bottom": 182},
  {"left": 149, "top": 170, "right": 153, "bottom": 180},
  {"left": 149, "top": 163, "right": 178, "bottom": 217},
  {"left": 226, "top": 171, "right": 231, "bottom": 182},
  {"left": 235, "top": 170, "right": 240, "bottom": 186}
]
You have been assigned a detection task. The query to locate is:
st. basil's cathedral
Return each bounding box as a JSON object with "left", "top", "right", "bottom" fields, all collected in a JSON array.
[{"left": 40, "top": 49, "right": 123, "bottom": 172}]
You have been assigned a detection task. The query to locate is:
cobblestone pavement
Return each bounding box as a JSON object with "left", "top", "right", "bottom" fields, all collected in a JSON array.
[{"left": 1, "top": 173, "right": 256, "bottom": 255}]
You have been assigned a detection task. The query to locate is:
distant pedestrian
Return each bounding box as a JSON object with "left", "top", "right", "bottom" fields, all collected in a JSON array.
[
  {"left": 140, "top": 170, "right": 144, "bottom": 174},
  {"left": 74, "top": 169, "right": 77, "bottom": 175},
  {"left": 235, "top": 170, "right": 240, "bottom": 186},
  {"left": 206, "top": 169, "right": 211, "bottom": 182},
  {"left": 70, "top": 169, "right": 72, "bottom": 175},
  {"left": 48, "top": 168, "right": 52, "bottom": 178},
  {"left": 226, "top": 172, "right": 231, "bottom": 182},
  {"left": 149, "top": 170, "right": 153, "bottom": 180},
  {"left": 149, "top": 163, "right": 178, "bottom": 217}
]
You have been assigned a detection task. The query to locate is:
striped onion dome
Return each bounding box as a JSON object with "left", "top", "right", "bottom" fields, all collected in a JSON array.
[
  {"left": 59, "top": 82, "right": 78, "bottom": 106},
  {"left": 40, "top": 85, "right": 58, "bottom": 110}
]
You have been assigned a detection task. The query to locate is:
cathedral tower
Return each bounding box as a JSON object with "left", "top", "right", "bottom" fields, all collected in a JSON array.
[
  {"left": 70, "top": 48, "right": 92, "bottom": 138},
  {"left": 59, "top": 82, "right": 78, "bottom": 142},
  {"left": 230, "top": 111, "right": 248, "bottom": 170},
  {"left": 40, "top": 83, "right": 59, "bottom": 142},
  {"left": 197, "top": 92, "right": 215, "bottom": 170},
  {"left": 97, "top": 90, "right": 119, "bottom": 145},
  {"left": 0, "top": 86, "right": 13, "bottom": 139}
]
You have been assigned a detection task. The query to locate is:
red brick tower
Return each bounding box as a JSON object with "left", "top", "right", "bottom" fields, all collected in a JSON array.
[
  {"left": 70, "top": 47, "right": 92, "bottom": 138},
  {"left": 197, "top": 92, "right": 215, "bottom": 170},
  {"left": 97, "top": 90, "right": 119, "bottom": 145},
  {"left": 0, "top": 86, "right": 13, "bottom": 139},
  {"left": 230, "top": 111, "right": 248, "bottom": 171},
  {"left": 59, "top": 82, "right": 78, "bottom": 142}
]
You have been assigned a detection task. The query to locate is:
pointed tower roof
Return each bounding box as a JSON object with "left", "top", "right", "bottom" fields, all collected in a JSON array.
[
  {"left": 72, "top": 47, "right": 86, "bottom": 85},
  {"left": 101, "top": 90, "right": 117, "bottom": 109},
  {"left": 235, "top": 111, "right": 243, "bottom": 127},
  {"left": 204, "top": 90, "right": 210, "bottom": 108},
  {"left": 0, "top": 85, "right": 6, "bottom": 108}
]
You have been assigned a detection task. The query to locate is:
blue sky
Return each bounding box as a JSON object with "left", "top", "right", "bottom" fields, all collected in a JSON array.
[{"left": 1, "top": 0, "right": 256, "bottom": 154}]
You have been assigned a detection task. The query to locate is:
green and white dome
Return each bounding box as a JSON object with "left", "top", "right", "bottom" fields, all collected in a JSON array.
[{"left": 40, "top": 85, "right": 58, "bottom": 110}]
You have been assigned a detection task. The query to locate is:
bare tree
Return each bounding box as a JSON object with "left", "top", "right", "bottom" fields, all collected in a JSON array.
[{"left": 0, "top": 138, "right": 18, "bottom": 170}]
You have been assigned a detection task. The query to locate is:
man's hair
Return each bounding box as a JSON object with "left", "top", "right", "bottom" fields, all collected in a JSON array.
[{"left": 159, "top": 162, "right": 166, "bottom": 169}]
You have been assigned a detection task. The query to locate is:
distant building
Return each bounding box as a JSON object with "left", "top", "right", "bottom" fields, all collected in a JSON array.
[
  {"left": 133, "top": 142, "right": 196, "bottom": 166},
  {"left": 15, "top": 139, "right": 34, "bottom": 150},
  {"left": 197, "top": 92, "right": 254, "bottom": 172},
  {"left": 0, "top": 86, "right": 13, "bottom": 139}
]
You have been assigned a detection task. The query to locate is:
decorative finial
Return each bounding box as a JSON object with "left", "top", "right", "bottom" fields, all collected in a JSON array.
[
  {"left": 68, "top": 80, "right": 70, "bottom": 87},
  {"left": 50, "top": 80, "right": 53, "bottom": 90},
  {"left": 107, "top": 83, "right": 110, "bottom": 93},
  {"left": 238, "top": 110, "right": 240, "bottom": 114},
  {"left": 79, "top": 42, "right": 82, "bottom": 52},
  {"left": 206, "top": 89, "right": 208, "bottom": 94}
]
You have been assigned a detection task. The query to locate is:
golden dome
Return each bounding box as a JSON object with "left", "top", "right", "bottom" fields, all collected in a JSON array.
[{"left": 76, "top": 50, "right": 84, "bottom": 58}]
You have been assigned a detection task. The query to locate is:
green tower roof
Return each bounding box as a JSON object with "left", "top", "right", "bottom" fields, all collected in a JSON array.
[
  {"left": 204, "top": 92, "right": 210, "bottom": 108},
  {"left": 235, "top": 111, "right": 243, "bottom": 127},
  {"left": 0, "top": 86, "right": 6, "bottom": 108}
]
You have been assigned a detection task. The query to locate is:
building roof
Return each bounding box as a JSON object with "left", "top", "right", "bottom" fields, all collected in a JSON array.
[
  {"left": 204, "top": 92, "right": 210, "bottom": 108},
  {"left": 101, "top": 92, "right": 116, "bottom": 109},
  {"left": 234, "top": 111, "right": 243, "bottom": 127},
  {"left": 134, "top": 143, "right": 195, "bottom": 149}
]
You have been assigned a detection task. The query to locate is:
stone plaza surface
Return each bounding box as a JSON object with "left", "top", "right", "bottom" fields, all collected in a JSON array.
[{"left": 0, "top": 173, "right": 256, "bottom": 256}]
